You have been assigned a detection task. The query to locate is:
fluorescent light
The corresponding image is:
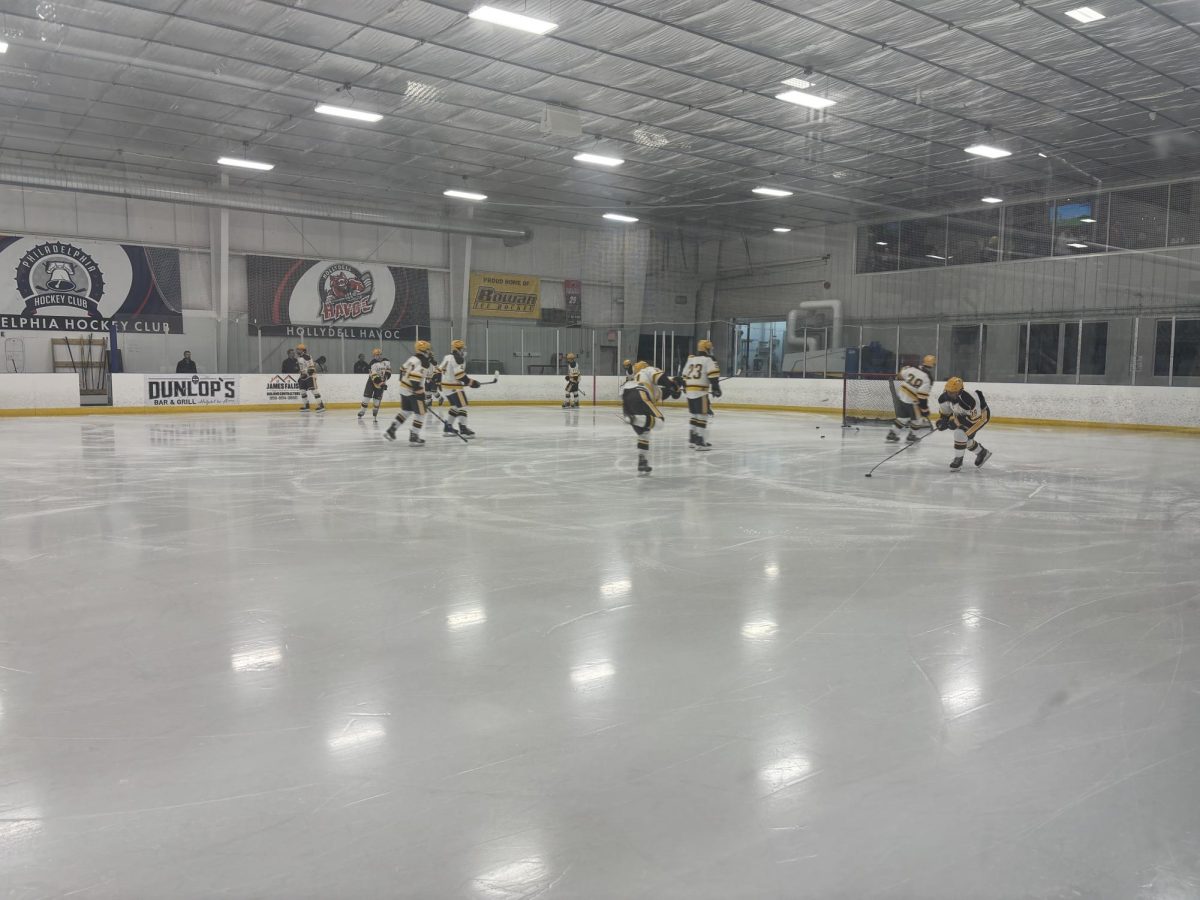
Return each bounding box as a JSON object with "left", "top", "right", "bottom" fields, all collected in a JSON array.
[
  {"left": 314, "top": 103, "right": 383, "bottom": 123},
  {"left": 1081, "top": 217, "right": 1097, "bottom": 223},
  {"left": 781, "top": 77, "right": 812, "bottom": 90},
  {"left": 773, "top": 227, "right": 792, "bottom": 233},
  {"left": 218, "top": 156, "right": 274, "bottom": 171},
  {"left": 981, "top": 196, "right": 1003, "bottom": 203},
  {"left": 753, "top": 186, "right": 793, "bottom": 198},
  {"left": 926, "top": 254, "right": 950, "bottom": 260},
  {"left": 1068, "top": 242, "right": 1089, "bottom": 249},
  {"left": 775, "top": 89, "right": 836, "bottom": 110},
  {"left": 603, "top": 213, "right": 638, "bottom": 223},
  {"left": 573, "top": 152, "right": 624, "bottom": 167},
  {"left": 876, "top": 241, "right": 888, "bottom": 246},
  {"left": 444, "top": 189, "right": 487, "bottom": 201},
  {"left": 468, "top": 5, "right": 557, "bottom": 34},
  {"left": 1066, "top": 7, "right": 1105, "bottom": 23},
  {"left": 0, "top": 41, "right": 8, "bottom": 54},
  {"left": 965, "top": 144, "right": 1012, "bottom": 159}
]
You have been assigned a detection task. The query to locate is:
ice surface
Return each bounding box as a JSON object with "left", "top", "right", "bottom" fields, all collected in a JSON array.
[{"left": 1, "top": 408, "right": 1199, "bottom": 899}]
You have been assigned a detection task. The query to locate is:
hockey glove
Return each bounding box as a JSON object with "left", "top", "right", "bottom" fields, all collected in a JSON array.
[
  {"left": 468, "top": 379, "right": 480, "bottom": 389},
  {"left": 936, "top": 417, "right": 952, "bottom": 431},
  {"left": 711, "top": 381, "right": 722, "bottom": 399}
]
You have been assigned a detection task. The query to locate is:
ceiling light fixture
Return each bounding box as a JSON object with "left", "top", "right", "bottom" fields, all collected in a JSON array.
[
  {"left": 1065, "top": 7, "right": 1105, "bottom": 23},
  {"left": 1081, "top": 217, "right": 1097, "bottom": 223},
  {"left": 0, "top": 41, "right": 8, "bottom": 54},
  {"left": 573, "top": 152, "right": 624, "bottom": 167},
  {"left": 773, "top": 227, "right": 792, "bottom": 233},
  {"left": 217, "top": 156, "right": 274, "bottom": 171},
  {"left": 315, "top": 103, "right": 383, "bottom": 123},
  {"left": 926, "top": 254, "right": 950, "bottom": 260},
  {"left": 875, "top": 241, "right": 888, "bottom": 246},
  {"left": 468, "top": 5, "right": 558, "bottom": 34},
  {"left": 781, "top": 77, "right": 812, "bottom": 90},
  {"left": 965, "top": 144, "right": 1012, "bottom": 159},
  {"left": 1068, "top": 242, "right": 1089, "bottom": 249},
  {"left": 443, "top": 189, "right": 487, "bottom": 201},
  {"left": 603, "top": 213, "right": 638, "bottom": 223},
  {"left": 753, "top": 187, "right": 793, "bottom": 198},
  {"left": 776, "top": 89, "right": 836, "bottom": 110},
  {"left": 981, "top": 196, "right": 1003, "bottom": 204}
]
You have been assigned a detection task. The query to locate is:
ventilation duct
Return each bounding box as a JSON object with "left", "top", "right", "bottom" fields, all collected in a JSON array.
[{"left": 0, "top": 167, "right": 533, "bottom": 246}]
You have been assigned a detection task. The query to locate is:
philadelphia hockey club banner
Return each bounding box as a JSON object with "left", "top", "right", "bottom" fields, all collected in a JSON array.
[
  {"left": 145, "top": 375, "right": 239, "bottom": 407},
  {"left": 246, "top": 255, "right": 430, "bottom": 339},
  {"left": 0, "top": 235, "right": 184, "bottom": 333}
]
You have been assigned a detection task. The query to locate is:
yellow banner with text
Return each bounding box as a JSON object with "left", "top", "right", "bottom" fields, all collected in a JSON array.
[{"left": 468, "top": 271, "right": 541, "bottom": 319}]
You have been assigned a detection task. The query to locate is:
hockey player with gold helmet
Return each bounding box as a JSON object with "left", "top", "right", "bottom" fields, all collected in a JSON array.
[
  {"left": 563, "top": 352, "right": 583, "bottom": 408},
  {"left": 358, "top": 348, "right": 391, "bottom": 420},
  {"left": 935, "top": 376, "right": 993, "bottom": 469},
  {"left": 295, "top": 343, "right": 325, "bottom": 413},
  {"left": 680, "top": 338, "right": 721, "bottom": 450},
  {"left": 886, "top": 354, "right": 937, "bottom": 444},
  {"left": 621, "top": 359, "right": 682, "bottom": 475},
  {"left": 437, "top": 339, "right": 482, "bottom": 438},
  {"left": 384, "top": 339, "right": 437, "bottom": 445}
]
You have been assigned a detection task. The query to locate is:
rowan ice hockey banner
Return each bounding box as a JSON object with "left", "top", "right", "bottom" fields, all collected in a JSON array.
[
  {"left": 246, "top": 256, "right": 430, "bottom": 339},
  {"left": 0, "top": 235, "right": 184, "bottom": 333},
  {"left": 468, "top": 271, "right": 541, "bottom": 319},
  {"left": 146, "top": 375, "right": 239, "bottom": 407}
]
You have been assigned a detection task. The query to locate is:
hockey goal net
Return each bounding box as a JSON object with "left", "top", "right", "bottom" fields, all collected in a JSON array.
[{"left": 843, "top": 374, "right": 898, "bottom": 426}]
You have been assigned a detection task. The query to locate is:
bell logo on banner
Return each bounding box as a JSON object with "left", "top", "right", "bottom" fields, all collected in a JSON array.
[{"left": 468, "top": 271, "right": 541, "bottom": 319}]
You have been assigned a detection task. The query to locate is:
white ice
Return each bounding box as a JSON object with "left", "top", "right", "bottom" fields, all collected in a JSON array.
[{"left": 1, "top": 407, "right": 1199, "bottom": 899}]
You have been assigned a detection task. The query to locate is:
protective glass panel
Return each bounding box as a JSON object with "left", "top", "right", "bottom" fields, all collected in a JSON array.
[
  {"left": 1004, "top": 201, "right": 1053, "bottom": 260},
  {"left": 857, "top": 222, "right": 899, "bottom": 273},
  {"left": 947, "top": 208, "right": 1001, "bottom": 266},
  {"left": 1108, "top": 185, "right": 1169, "bottom": 251},
  {"left": 1053, "top": 195, "right": 1107, "bottom": 256},
  {"left": 899, "top": 217, "right": 948, "bottom": 269}
]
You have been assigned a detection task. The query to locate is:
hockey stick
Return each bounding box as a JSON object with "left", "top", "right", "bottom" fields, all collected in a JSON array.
[
  {"left": 718, "top": 368, "right": 744, "bottom": 383},
  {"left": 426, "top": 407, "right": 469, "bottom": 443},
  {"left": 864, "top": 427, "right": 939, "bottom": 478},
  {"left": 473, "top": 370, "right": 501, "bottom": 386}
]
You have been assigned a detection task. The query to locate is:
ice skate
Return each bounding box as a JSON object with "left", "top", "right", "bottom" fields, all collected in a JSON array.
[
  {"left": 949, "top": 456, "right": 963, "bottom": 470},
  {"left": 459, "top": 424, "right": 476, "bottom": 438},
  {"left": 383, "top": 426, "right": 398, "bottom": 442},
  {"left": 975, "top": 447, "right": 992, "bottom": 467},
  {"left": 299, "top": 403, "right": 310, "bottom": 412},
  {"left": 637, "top": 457, "right": 652, "bottom": 476},
  {"left": 409, "top": 432, "right": 425, "bottom": 446},
  {"left": 443, "top": 423, "right": 458, "bottom": 436},
  {"left": 357, "top": 407, "right": 366, "bottom": 419},
  {"left": 562, "top": 400, "right": 570, "bottom": 409},
  {"left": 885, "top": 431, "right": 900, "bottom": 442},
  {"left": 314, "top": 403, "right": 326, "bottom": 414},
  {"left": 906, "top": 432, "right": 919, "bottom": 443}
]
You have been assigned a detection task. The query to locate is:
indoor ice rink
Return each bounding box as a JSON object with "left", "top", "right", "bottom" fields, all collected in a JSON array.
[{"left": 2, "top": 2, "right": 1200, "bottom": 899}]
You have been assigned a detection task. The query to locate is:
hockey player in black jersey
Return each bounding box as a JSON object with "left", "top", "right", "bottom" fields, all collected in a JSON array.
[{"left": 936, "top": 376, "right": 992, "bottom": 469}]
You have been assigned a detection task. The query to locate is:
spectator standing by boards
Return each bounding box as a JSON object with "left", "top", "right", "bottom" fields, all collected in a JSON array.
[
  {"left": 175, "top": 351, "right": 197, "bottom": 374},
  {"left": 281, "top": 349, "right": 300, "bottom": 374}
]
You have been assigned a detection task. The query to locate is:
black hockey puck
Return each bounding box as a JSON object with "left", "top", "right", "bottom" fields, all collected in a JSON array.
[
  {"left": 864, "top": 473, "right": 872, "bottom": 477},
  {"left": 820, "top": 435, "right": 825, "bottom": 439}
]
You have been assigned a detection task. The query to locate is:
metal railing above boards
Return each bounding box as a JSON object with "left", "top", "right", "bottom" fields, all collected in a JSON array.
[{"left": 757, "top": 318, "right": 1200, "bottom": 388}]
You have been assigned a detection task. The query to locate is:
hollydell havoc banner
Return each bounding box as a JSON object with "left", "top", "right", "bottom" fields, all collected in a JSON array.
[
  {"left": 246, "top": 256, "right": 430, "bottom": 339},
  {"left": 468, "top": 271, "right": 541, "bottom": 319},
  {"left": 0, "top": 235, "right": 184, "bottom": 333}
]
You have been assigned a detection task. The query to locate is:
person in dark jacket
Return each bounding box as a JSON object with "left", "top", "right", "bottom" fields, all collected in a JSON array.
[
  {"left": 175, "top": 351, "right": 197, "bottom": 374},
  {"left": 353, "top": 353, "right": 370, "bottom": 374},
  {"left": 281, "top": 349, "right": 300, "bottom": 374}
]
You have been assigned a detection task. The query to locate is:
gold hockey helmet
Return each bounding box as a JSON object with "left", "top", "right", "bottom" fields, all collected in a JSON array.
[
  {"left": 922, "top": 354, "right": 937, "bottom": 367},
  {"left": 414, "top": 340, "right": 432, "bottom": 355},
  {"left": 697, "top": 338, "right": 714, "bottom": 353},
  {"left": 451, "top": 339, "right": 466, "bottom": 351},
  {"left": 944, "top": 376, "right": 964, "bottom": 394},
  {"left": 371, "top": 348, "right": 383, "bottom": 357},
  {"left": 622, "top": 359, "right": 632, "bottom": 368},
  {"left": 633, "top": 360, "right": 650, "bottom": 374},
  {"left": 565, "top": 352, "right": 577, "bottom": 362},
  {"left": 296, "top": 343, "right": 307, "bottom": 352}
]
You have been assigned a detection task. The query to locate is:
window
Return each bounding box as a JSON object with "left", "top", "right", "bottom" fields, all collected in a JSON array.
[
  {"left": 1053, "top": 196, "right": 1106, "bottom": 255},
  {"left": 898, "top": 217, "right": 948, "bottom": 269},
  {"left": 1004, "top": 201, "right": 1054, "bottom": 260},
  {"left": 1019, "top": 321, "right": 1107, "bottom": 376},
  {"left": 857, "top": 223, "right": 899, "bottom": 273},
  {"left": 1168, "top": 181, "right": 1200, "bottom": 247},
  {"left": 1062, "top": 322, "right": 1108, "bottom": 375},
  {"left": 1108, "top": 185, "right": 1168, "bottom": 251},
  {"left": 947, "top": 208, "right": 1001, "bottom": 266},
  {"left": 1155, "top": 319, "right": 1200, "bottom": 378},
  {"left": 950, "top": 325, "right": 983, "bottom": 380}
]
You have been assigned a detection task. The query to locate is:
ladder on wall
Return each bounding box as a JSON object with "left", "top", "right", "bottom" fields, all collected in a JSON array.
[{"left": 4, "top": 338, "right": 25, "bottom": 373}]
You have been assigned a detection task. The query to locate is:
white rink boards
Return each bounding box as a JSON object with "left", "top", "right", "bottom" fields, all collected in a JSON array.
[{"left": 2, "top": 408, "right": 1199, "bottom": 899}]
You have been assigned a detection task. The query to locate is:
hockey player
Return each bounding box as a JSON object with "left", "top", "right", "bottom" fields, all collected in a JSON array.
[
  {"left": 887, "top": 354, "right": 937, "bottom": 443},
  {"left": 384, "top": 340, "right": 436, "bottom": 445},
  {"left": 357, "top": 348, "right": 391, "bottom": 420},
  {"left": 681, "top": 338, "right": 721, "bottom": 450},
  {"left": 438, "top": 339, "right": 481, "bottom": 438},
  {"left": 563, "top": 353, "right": 582, "bottom": 408},
  {"left": 936, "top": 376, "right": 993, "bottom": 469},
  {"left": 296, "top": 343, "right": 325, "bottom": 413},
  {"left": 621, "top": 360, "right": 681, "bottom": 475},
  {"left": 621, "top": 359, "right": 635, "bottom": 382}
]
